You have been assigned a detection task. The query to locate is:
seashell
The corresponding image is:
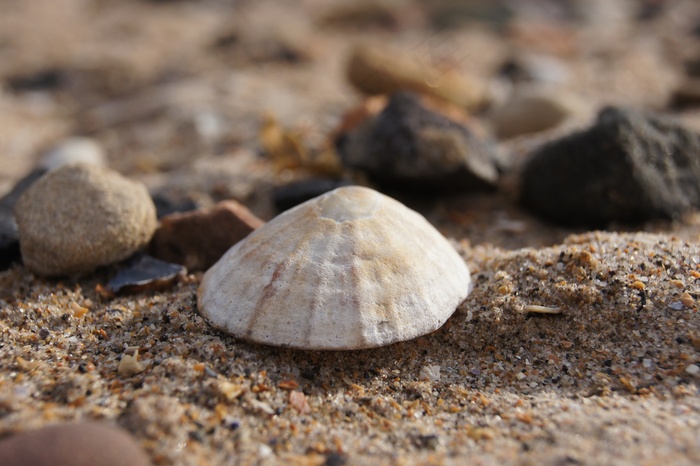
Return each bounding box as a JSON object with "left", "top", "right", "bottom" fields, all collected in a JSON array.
[{"left": 197, "top": 186, "right": 471, "bottom": 350}]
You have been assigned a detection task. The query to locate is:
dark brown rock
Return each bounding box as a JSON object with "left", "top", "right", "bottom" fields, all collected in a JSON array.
[
  {"left": 0, "top": 422, "right": 152, "bottom": 466},
  {"left": 150, "top": 200, "right": 264, "bottom": 271},
  {"left": 336, "top": 91, "right": 502, "bottom": 192}
]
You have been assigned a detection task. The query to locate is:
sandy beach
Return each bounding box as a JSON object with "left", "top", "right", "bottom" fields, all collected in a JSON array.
[{"left": 0, "top": 1, "right": 699, "bottom": 465}]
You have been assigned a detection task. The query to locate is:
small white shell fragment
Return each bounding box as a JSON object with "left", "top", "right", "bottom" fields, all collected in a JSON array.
[
  {"left": 524, "top": 305, "right": 562, "bottom": 315},
  {"left": 419, "top": 364, "right": 441, "bottom": 382},
  {"left": 118, "top": 350, "right": 144, "bottom": 376},
  {"left": 39, "top": 137, "right": 106, "bottom": 171},
  {"left": 197, "top": 186, "right": 472, "bottom": 350}
]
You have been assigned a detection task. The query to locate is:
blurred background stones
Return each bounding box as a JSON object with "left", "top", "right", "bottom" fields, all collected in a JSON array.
[
  {"left": 0, "top": 0, "right": 699, "bottom": 249},
  {"left": 1, "top": 2, "right": 700, "bottom": 465}
]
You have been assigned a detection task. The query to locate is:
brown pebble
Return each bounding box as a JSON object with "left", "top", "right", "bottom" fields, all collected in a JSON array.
[
  {"left": 0, "top": 422, "right": 152, "bottom": 466},
  {"left": 346, "top": 43, "right": 489, "bottom": 110},
  {"left": 150, "top": 200, "right": 264, "bottom": 271}
]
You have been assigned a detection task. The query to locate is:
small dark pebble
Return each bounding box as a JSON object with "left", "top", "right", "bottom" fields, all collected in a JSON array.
[
  {"left": 211, "top": 31, "right": 310, "bottom": 65},
  {"left": 0, "top": 168, "right": 47, "bottom": 270},
  {"left": 413, "top": 434, "right": 440, "bottom": 450},
  {"left": 636, "top": 0, "right": 666, "bottom": 21},
  {"left": 273, "top": 179, "right": 352, "bottom": 212},
  {"left": 324, "top": 452, "right": 348, "bottom": 466},
  {"left": 336, "top": 91, "right": 502, "bottom": 192},
  {"left": 428, "top": 1, "right": 513, "bottom": 29},
  {"left": 38, "top": 327, "right": 50, "bottom": 340},
  {"left": 5, "top": 68, "right": 65, "bottom": 92},
  {"left": 520, "top": 106, "right": 700, "bottom": 226},
  {"left": 107, "top": 255, "right": 186, "bottom": 294},
  {"left": 151, "top": 192, "right": 199, "bottom": 219}
]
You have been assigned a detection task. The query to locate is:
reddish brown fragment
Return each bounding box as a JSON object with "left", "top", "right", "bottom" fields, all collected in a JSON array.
[
  {"left": 279, "top": 380, "right": 300, "bottom": 390},
  {"left": 150, "top": 200, "right": 264, "bottom": 271}
]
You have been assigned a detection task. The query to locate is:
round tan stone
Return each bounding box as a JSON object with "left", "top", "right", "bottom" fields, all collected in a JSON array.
[{"left": 15, "top": 163, "right": 157, "bottom": 276}]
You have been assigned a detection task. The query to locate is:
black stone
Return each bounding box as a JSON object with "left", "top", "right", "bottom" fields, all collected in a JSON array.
[
  {"left": 107, "top": 255, "right": 186, "bottom": 294},
  {"left": 336, "top": 91, "right": 501, "bottom": 192},
  {"left": 520, "top": 107, "right": 700, "bottom": 226},
  {"left": 151, "top": 192, "right": 199, "bottom": 219},
  {"left": 0, "top": 169, "right": 47, "bottom": 270},
  {"left": 273, "top": 179, "right": 351, "bottom": 213}
]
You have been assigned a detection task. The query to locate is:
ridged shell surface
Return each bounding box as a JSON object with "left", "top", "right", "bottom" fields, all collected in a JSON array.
[{"left": 197, "top": 186, "right": 471, "bottom": 350}]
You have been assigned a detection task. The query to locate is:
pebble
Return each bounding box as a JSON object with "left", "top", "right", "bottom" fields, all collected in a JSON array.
[
  {"left": 428, "top": 0, "right": 513, "bottom": 28},
  {"left": 0, "top": 422, "right": 152, "bottom": 466},
  {"left": 0, "top": 137, "right": 106, "bottom": 270},
  {"left": 15, "top": 163, "right": 158, "bottom": 276},
  {"left": 496, "top": 53, "right": 570, "bottom": 86},
  {"left": 151, "top": 192, "right": 199, "bottom": 219},
  {"left": 107, "top": 255, "right": 186, "bottom": 294},
  {"left": 520, "top": 106, "right": 700, "bottom": 226},
  {"left": 346, "top": 43, "right": 489, "bottom": 111},
  {"left": 336, "top": 91, "right": 501, "bottom": 192},
  {"left": 149, "top": 200, "right": 263, "bottom": 271},
  {"left": 273, "top": 178, "right": 351, "bottom": 212},
  {"left": 38, "top": 137, "right": 106, "bottom": 170},
  {"left": 489, "top": 87, "right": 582, "bottom": 139}
]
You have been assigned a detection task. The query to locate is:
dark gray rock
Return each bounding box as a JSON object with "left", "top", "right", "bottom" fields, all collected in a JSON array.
[
  {"left": 336, "top": 91, "right": 501, "bottom": 192},
  {"left": 520, "top": 106, "right": 700, "bottom": 226}
]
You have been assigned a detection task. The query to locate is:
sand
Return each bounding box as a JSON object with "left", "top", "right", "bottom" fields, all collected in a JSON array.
[{"left": 0, "top": 1, "right": 699, "bottom": 465}]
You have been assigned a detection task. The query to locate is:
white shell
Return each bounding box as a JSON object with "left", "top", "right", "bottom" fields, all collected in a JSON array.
[{"left": 197, "top": 186, "right": 471, "bottom": 350}]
